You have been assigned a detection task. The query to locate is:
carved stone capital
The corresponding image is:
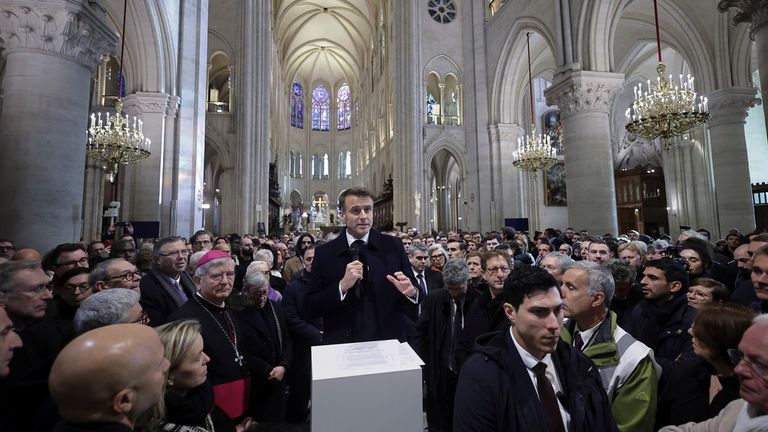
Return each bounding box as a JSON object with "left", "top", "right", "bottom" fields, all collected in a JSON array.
[
  {"left": 718, "top": 0, "right": 768, "bottom": 35},
  {"left": 488, "top": 123, "right": 525, "bottom": 143},
  {"left": 166, "top": 96, "right": 181, "bottom": 118},
  {"left": 121, "top": 92, "right": 172, "bottom": 116},
  {"left": 0, "top": 0, "right": 117, "bottom": 70},
  {"left": 545, "top": 71, "right": 624, "bottom": 117},
  {"left": 707, "top": 86, "right": 760, "bottom": 126}
]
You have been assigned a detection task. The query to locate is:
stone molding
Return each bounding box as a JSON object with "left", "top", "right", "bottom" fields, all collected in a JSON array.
[
  {"left": 0, "top": 0, "right": 116, "bottom": 70},
  {"left": 718, "top": 0, "right": 768, "bottom": 36},
  {"left": 544, "top": 71, "right": 624, "bottom": 117},
  {"left": 488, "top": 123, "right": 524, "bottom": 143},
  {"left": 707, "top": 87, "right": 760, "bottom": 126},
  {"left": 122, "top": 92, "right": 172, "bottom": 117},
  {"left": 166, "top": 96, "right": 181, "bottom": 118}
]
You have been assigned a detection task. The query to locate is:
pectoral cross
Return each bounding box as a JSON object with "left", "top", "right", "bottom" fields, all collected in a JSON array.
[{"left": 235, "top": 351, "right": 244, "bottom": 367}]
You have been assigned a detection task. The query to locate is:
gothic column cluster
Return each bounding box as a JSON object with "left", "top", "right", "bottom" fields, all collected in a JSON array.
[{"left": 0, "top": 0, "right": 116, "bottom": 251}]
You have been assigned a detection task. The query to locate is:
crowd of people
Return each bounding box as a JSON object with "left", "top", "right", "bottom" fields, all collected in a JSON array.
[{"left": 0, "top": 186, "right": 767, "bottom": 431}]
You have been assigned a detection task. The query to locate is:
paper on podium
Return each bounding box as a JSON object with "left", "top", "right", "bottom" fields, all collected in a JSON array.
[
  {"left": 313, "top": 339, "right": 424, "bottom": 380},
  {"left": 311, "top": 340, "right": 425, "bottom": 432}
]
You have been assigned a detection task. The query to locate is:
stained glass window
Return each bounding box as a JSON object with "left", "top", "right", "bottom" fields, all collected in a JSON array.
[
  {"left": 312, "top": 85, "right": 330, "bottom": 131},
  {"left": 337, "top": 83, "right": 351, "bottom": 130},
  {"left": 338, "top": 151, "right": 352, "bottom": 179},
  {"left": 290, "top": 81, "right": 303, "bottom": 128}
]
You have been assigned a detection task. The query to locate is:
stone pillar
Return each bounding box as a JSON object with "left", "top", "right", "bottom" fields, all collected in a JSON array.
[
  {"left": 719, "top": 1, "right": 768, "bottom": 129},
  {"left": 82, "top": 159, "right": 106, "bottom": 242},
  {"left": 121, "top": 92, "right": 172, "bottom": 224},
  {"left": 707, "top": 87, "right": 759, "bottom": 233},
  {"left": 489, "top": 124, "right": 525, "bottom": 222},
  {"left": 0, "top": 1, "right": 115, "bottom": 251},
  {"left": 236, "top": 0, "right": 270, "bottom": 234},
  {"left": 161, "top": 96, "right": 181, "bottom": 237},
  {"left": 545, "top": 71, "right": 624, "bottom": 235},
  {"left": 392, "top": 0, "right": 424, "bottom": 231},
  {"left": 661, "top": 134, "right": 719, "bottom": 236},
  {"left": 174, "top": 0, "right": 209, "bottom": 236},
  {"left": 438, "top": 83, "right": 446, "bottom": 125}
]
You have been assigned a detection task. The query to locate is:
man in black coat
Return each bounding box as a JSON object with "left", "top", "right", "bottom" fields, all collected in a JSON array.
[
  {"left": 306, "top": 187, "right": 419, "bottom": 344},
  {"left": 625, "top": 258, "right": 696, "bottom": 385},
  {"left": 455, "top": 250, "right": 510, "bottom": 369},
  {"left": 454, "top": 267, "right": 617, "bottom": 432},
  {"left": 283, "top": 242, "right": 323, "bottom": 423},
  {"left": 139, "top": 236, "right": 196, "bottom": 326},
  {"left": 411, "top": 258, "right": 478, "bottom": 432}
]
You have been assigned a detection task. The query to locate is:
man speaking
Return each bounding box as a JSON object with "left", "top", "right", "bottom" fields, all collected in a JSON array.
[{"left": 307, "top": 187, "right": 419, "bottom": 344}]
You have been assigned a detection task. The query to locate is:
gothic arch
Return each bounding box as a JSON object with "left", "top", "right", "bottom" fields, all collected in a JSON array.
[
  {"left": 100, "top": 0, "right": 176, "bottom": 94},
  {"left": 208, "top": 29, "right": 236, "bottom": 63},
  {"left": 489, "top": 19, "right": 556, "bottom": 124},
  {"left": 424, "top": 54, "right": 463, "bottom": 81}
]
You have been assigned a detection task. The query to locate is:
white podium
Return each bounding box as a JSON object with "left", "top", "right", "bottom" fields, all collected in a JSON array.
[{"left": 311, "top": 339, "right": 424, "bottom": 432}]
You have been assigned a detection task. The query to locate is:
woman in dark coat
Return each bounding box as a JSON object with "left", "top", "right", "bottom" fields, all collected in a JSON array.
[
  {"left": 153, "top": 319, "right": 254, "bottom": 432},
  {"left": 237, "top": 266, "right": 291, "bottom": 423},
  {"left": 656, "top": 302, "right": 756, "bottom": 428}
]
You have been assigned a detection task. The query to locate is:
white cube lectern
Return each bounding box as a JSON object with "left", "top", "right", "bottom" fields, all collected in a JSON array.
[{"left": 311, "top": 339, "right": 424, "bottom": 432}]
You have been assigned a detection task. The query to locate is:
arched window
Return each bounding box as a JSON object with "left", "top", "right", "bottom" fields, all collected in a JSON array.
[
  {"left": 290, "top": 81, "right": 304, "bottom": 128},
  {"left": 311, "top": 85, "right": 330, "bottom": 131},
  {"left": 338, "top": 151, "right": 352, "bottom": 179},
  {"left": 297, "top": 153, "right": 303, "bottom": 178},
  {"left": 311, "top": 154, "right": 318, "bottom": 179},
  {"left": 289, "top": 151, "right": 296, "bottom": 178},
  {"left": 322, "top": 153, "right": 329, "bottom": 178},
  {"left": 337, "top": 83, "right": 351, "bottom": 130}
]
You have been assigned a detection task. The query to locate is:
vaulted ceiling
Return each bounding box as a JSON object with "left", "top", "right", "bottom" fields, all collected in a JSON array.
[{"left": 274, "top": 0, "right": 381, "bottom": 88}]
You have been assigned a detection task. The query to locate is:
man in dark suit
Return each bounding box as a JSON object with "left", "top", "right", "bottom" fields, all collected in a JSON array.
[
  {"left": 411, "top": 258, "right": 478, "bottom": 432},
  {"left": 453, "top": 267, "right": 617, "bottom": 432},
  {"left": 139, "top": 236, "right": 196, "bottom": 325},
  {"left": 306, "top": 187, "right": 419, "bottom": 344}
]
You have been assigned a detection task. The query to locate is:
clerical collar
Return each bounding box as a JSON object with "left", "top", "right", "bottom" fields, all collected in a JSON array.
[
  {"left": 345, "top": 230, "right": 370, "bottom": 246},
  {"left": 195, "top": 292, "right": 225, "bottom": 309}
]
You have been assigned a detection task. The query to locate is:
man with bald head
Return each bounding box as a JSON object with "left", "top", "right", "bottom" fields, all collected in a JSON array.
[
  {"left": 12, "top": 248, "right": 41, "bottom": 261},
  {"left": 49, "top": 323, "right": 169, "bottom": 431}
]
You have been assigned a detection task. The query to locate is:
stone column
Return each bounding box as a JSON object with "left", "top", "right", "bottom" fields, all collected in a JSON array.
[
  {"left": 707, "top": 87, "right": 758, "bottom": 233},
  {"left": 392, "top": 0, "right": 424, "bottom": 231},
  {"left": 719, "top": 1, "right": 768, "bottom": 129},
  {"left": 174, "top": 0, "right": 209, "bottom": 236},
  {"left": 236, "top": 0, "right": 270, "bottom": 234},
  {"left": 545, "top": 71, "right": 624, "bottom": 235},
  {"left": 161, "top": 96, "right": 181, "bottom": 237},
  {"left": 121, "top": 92, "right": 172, "bottom": 224},
  {"left": 0, "top": 1, "right": 116, "bottom": 251},
  {"left": 489, "top": 123, "right": 525, "bottom": 222},
  {"left": 661, "top": 134, "right": 719, "bottom": 236}
]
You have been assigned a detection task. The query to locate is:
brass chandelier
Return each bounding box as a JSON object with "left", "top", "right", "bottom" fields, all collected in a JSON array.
[
  {"left": 624, "top": 0, "right": 709, "bottom": 150},
  {"left": 87, "top": 0, "right": 150, "bottom": 175},
  {"left": 513, "top": 33, "right": 557, "bottom": 173}
]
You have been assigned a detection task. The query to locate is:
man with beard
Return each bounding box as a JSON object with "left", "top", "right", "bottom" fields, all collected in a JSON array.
[
  {"left": 139, "top": 236, "right": 196, "bottom": 325},
  {"left": 234, "top": 236, "right": 257, "bottom": 293},
  {"left": 283, "top": 233, "right": 314, "bottom": 283}
]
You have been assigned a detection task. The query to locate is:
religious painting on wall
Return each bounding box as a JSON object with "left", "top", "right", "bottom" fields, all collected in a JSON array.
[
  {"left": 545, "top": 162, "right": 567, "bottom": 206},
  {"left": 543, "top": 109, "right": 564, "bottom": 155}
]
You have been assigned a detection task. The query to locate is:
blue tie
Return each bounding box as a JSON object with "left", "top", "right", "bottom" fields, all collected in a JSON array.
[{"left": 417, "top": 273, "right": 427, "bottom": 298}]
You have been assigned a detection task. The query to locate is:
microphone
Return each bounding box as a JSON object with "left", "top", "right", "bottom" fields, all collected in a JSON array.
[{"left": 349, "top": 241, "right": 364, "bottom": 298}]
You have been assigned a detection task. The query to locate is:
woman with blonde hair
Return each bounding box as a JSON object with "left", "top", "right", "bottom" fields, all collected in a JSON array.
[{"left": 153, "top": 319, "right": 254, "bottom": 432}]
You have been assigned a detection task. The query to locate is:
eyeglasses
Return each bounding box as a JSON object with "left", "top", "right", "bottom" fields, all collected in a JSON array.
[
  {"left": 0, "top": 246, "right": 15, "bottom": 252},
  {"left": 486, "top": 266, "right": 511, "bottom": 274},
  {"left": 56, "top": 257, "right": 89, "bottom": 267},
  {"left": 205, "top": 271, "right": 236, "bottom": 282},
  {"left": 728, "top": 348, "right": 768, "bottom": 377},
  {"left": 431, "top": 255, "right": 445, "bottom": 260},
  {"left": 131, "top": 310, "right": 150, "bottom": 325},
  {"left": 18, "top": 284, "right": 52, "bottom": 296},
  {"left": 62, "top": 283, "right": 91, "bottom": 294},
  {"left": 108, "top": 270, "right": 140, "bottom": 282},
  {"left": 157, "top": 249, "right": 191, "bottom": 257}
]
